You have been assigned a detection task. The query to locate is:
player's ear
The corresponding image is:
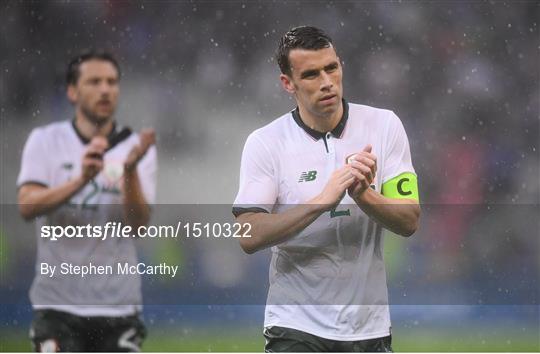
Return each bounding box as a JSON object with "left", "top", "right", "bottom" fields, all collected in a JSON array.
[
  {"left": 67, "top": 84, "right": 77, "bottom": 104},
  {"left": 280, "top": 74, "right": 295, "bottom": 94}
]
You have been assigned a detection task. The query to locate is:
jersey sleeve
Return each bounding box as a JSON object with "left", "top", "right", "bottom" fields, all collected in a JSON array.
[
  {"left": 17, "top": 128, "right": 51, "bottom": 188},
  {"left": 381, "top": 112, "right": 419, "bottom": 201},
  {"left": 136, "top": 144, "right": 157, "bottom": 204},
  {"left": 232, "top": 132, "right": 278, "bottom": 216}
]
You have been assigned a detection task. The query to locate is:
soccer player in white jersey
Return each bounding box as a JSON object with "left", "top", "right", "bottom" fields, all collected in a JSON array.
[
  {"left": 17, "top": 51, "right": 156, "bottom": 352},
  {"left": 233, "top": 26, "right": 420, "bottom": 352}
]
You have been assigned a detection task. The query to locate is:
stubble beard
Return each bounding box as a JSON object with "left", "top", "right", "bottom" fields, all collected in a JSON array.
[{"left": 80, "top": 103, "right": 114, "bottom": 128}]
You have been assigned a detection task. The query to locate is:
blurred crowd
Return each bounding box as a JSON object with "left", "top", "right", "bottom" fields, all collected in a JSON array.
[{"left": 2, "top": 1, "right": 537, "bottom": 201}]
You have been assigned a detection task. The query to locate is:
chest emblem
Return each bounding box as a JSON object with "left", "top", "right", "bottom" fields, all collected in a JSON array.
[
  {"left": 104, "top": 162, "right": 124, "bottom": 184},
  {"left": 298, "top": 170, "right": 317, "bottom": 183},
  {"left": 61, "top": 162, "right": 73, "bottom": 170},
  {"left": 100, "top": 161, "right": 123, "bottom": 194}
]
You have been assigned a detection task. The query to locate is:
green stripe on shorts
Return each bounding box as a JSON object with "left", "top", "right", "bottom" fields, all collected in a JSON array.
[{"left": 382, "top": 172, "right": 419, "bottom": 201}]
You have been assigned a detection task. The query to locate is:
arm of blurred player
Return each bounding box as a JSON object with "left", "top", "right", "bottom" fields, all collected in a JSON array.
[
  {"left": 18, "top": 138, "right": 108, "bottom": 220},
  {"left": 348, "top": 145, "right": 420, "bottom": 237},
  {"left": 236, "top": 166, "right": 356, "bottom": 254},
  {"left": 122, "top": 129, "right": 155, "bottom": 230}
]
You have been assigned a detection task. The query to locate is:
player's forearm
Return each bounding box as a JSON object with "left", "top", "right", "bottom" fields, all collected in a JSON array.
[
  {"left": 353, "top": 188, "right": 420, "bottom": 237},
  {"left": 236, "top": 201, "right": 326, "bottom": 254},
  {"left": 122, "top": 169, "right": 151, "bottom": 229},
  {"left": 18, "top": 177, "right": 87, "bottom": 220}
]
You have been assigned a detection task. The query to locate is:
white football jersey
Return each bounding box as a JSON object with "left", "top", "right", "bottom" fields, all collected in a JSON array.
[
  {"left": 234, "top": 101, "right": 415, "bottom": 340},
  {"left": 17, "top": 120, "right": 157, "bottom": 317}
]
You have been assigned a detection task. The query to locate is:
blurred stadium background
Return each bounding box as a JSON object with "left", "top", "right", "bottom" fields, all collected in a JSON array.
[{"left": 1, "top": 1, "right": 538, "bottom": 352}]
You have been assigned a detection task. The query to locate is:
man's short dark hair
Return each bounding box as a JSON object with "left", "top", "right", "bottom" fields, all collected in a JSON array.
[
  {"left": 276, "top": 26, "right": 334, "bottom": 76},
  {"left": 66, "top": 50, "right": 121, "bottom": 85}
]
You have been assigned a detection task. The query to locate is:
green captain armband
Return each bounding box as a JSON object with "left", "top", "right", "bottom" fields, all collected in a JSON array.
[{"left": 382, "top": 172, "right": 419, "bottom": 201}]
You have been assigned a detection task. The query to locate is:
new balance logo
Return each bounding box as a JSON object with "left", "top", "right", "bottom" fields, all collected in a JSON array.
[{"left": 298, "top": 170, "right": 317, "bottom": 182}]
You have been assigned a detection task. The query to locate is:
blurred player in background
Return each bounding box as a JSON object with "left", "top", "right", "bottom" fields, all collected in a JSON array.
[
  {"left": 233, "top": 26, "right": 420, "bottom": 352},
  {"left": 17, "top": 51, "right": 157, "bottom": 352}
]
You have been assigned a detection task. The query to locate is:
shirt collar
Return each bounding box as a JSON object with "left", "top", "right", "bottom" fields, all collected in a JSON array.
[
  {"left": 71, "top": 119, "right": 132, "bottom": 150},
  {"left": 291, "top": 99, "right": 349, "bottom": 140},
  {"left": 72, "top": 118, "right": 113, "bottom": 144}
]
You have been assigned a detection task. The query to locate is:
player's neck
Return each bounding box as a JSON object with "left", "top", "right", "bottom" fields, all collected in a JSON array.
[
  {"left": 298, "top": 101, "right": 343, "bottom": 133},
  {"left": 74, "top": 112, "right": 114, "bottom": 141}
]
